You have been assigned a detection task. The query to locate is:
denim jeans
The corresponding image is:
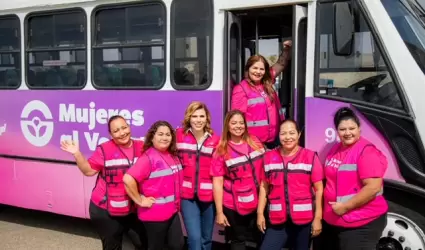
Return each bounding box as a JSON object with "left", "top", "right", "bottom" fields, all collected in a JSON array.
[
  {"left": 181, "top": 198, "right": 215, "bottom": 250},
  {"left": 260, "top": 220, "right": 311, "bottom": 250}
]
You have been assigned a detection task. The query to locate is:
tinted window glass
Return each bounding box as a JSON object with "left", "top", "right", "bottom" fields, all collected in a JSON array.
[
  {"left": 92, "top": 3, "right": 166, "bottom": 88},
  {"left": 0, "top": 16, "right": 21, "bottom": 89}
]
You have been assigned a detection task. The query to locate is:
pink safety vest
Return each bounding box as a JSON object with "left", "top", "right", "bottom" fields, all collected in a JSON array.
[
  {"left": 264, "top": 147, "right": 317, "bottom": 225},
  {"left": 239, "top": 80, "right": 284, "bottom": 143},
  {"left": 223, "top": 143, "right": 265, "bottom": 215},
  {"left": 176, "top": 128, "right": 219, "bottom": 202},
  {"left": 137, "top": 148, "right": 183, "bottom": 222},
  {"left": 98, "top": 139, "right": 143, "bottom": 216},
  {"left": 325, "top": 137, "right": 388, "bottom": 226}
]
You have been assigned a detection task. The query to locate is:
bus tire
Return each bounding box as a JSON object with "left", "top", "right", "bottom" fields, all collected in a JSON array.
[{"left": 378, "top": 199, "right": 425, "bottom": 250}]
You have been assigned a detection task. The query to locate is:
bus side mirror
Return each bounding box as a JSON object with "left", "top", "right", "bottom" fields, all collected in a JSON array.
[{"left": 333, "top": 2, "right": 354, "bottom": 56}]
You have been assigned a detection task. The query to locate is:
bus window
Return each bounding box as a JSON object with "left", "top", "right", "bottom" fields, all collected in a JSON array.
[
  {"left": 317, "top": 3, "right": 404, "bottom": 111},
  {"left": 92, "top": 3, "right": 166, "bottom": 89},
  {"left": 26, "top": 10, "right": 86, "bottom": 89},
  {"left": 0, "top": 15, "right": 20, "bottom": 89},
  {"left": 171, "top": 0, "right": 213, "bottom": 90}
]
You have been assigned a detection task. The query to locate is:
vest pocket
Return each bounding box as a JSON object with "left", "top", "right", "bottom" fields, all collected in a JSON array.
[
  {"left": 291, "top": 197, "right": 314, "bottom": 225},
  {"left": 198, "top": 178, "right": 213, "bottom": 201},
  {"left": 232, "top": 183, "right": 258, "bottom": 215},
  {"left": 106, "top": 186, "right": 131, "bottom": 216},
  {"left": 267, "top": 196, "right": 286, "bottom": 225}
]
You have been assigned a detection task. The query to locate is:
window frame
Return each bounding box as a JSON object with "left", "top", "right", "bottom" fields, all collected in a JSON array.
[
  {"left": 170, "top": 0, "right": 214, "bottom": 91},
  {"left": 0, "top": 14, "right": 21, "bottom": 90},
  {"left": 314, "top": 0, "right": 409, "bottom": 114},
  {"left": 91, "top": 1, "right": 167, "bottom": 90},
  {"left": 24, "top": 8, "right": 88, "bottom": 90}
]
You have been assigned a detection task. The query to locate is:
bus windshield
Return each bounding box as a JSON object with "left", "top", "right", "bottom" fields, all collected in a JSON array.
[{"left": 382, "top": 0, "right": 425, "bottom": 74}]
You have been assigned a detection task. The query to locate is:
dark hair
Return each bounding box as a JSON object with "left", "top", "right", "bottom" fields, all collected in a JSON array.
[
  {"left": 333, "top": 107, "right": 360, "bottom": 128},
  {"left": 280, "top": 119, "right": 301, "bottom": 133},
  {"left": 244, "top": 55, "right": 276, "bottom": 102},
  {"left": 107, "top": 115, "right": 127, "bottom": 133},
  {"left": 143, "top": 120, "right": 177, "bottom": 155}
]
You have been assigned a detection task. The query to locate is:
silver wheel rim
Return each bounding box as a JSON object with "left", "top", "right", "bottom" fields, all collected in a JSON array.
[{"left": 380, "top": 212, "right": 425, "bottom": 249}]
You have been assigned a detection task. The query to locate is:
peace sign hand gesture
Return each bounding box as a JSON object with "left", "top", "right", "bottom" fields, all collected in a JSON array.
[{"left": 60, "top": 140, "right": 80, "bottom": 155}]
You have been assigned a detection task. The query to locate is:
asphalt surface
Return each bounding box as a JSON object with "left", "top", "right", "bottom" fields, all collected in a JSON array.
[{"left": 0, "top": 205, "right": 135, "bottom": 250}]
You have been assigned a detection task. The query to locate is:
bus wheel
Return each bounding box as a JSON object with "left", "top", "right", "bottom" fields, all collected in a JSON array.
[{"left": 378, "top": 201, "right": 425, "bottom": 250}]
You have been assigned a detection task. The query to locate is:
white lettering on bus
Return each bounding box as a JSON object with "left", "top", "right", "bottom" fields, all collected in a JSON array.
[
  {"left": 325, "top": 127, "right": 341, "bottom": 143},
  {"left": 58, "top": 102, "right": 145, "bottom": 130}
]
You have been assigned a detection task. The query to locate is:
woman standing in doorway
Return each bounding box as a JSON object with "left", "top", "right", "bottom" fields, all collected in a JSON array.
[
  {"left": 176, "top": 101, "right": 220, "bottom": 250},
  {"left": 211, "top": 110, "right": 265, "bottom": 250},
  {"left": 231, "top": 41, "right": 292, "bottom": 149},
  {"left": 60, "top": 115, "right": 147, "bottom": 250}
]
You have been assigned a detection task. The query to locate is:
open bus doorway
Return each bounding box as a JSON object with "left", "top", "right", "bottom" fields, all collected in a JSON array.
[
  {"left": 224, "top": 4, "right": 308, "bottom": 248},
  {"left": 225, "top": 4, "right": 308, "bottom": 147}
]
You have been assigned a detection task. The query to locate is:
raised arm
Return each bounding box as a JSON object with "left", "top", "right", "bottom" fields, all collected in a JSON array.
[
  {"left": 60, "top": 140, "right": 98, "bottom": 176},
  {"left": 271, "top": 40, "right": 292, "bottom": 77}
]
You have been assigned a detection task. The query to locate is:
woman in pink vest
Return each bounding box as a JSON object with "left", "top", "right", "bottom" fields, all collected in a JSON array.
[
  {"left": 123, "top": 120, "right": 184, "bottom": 250},
  {"left": 316, "top": 107, "right": 388, "bottom": 250},
  {"left": 210, "top": 110, "right": 265, "bottom": 250},
  {"left": 257, "top": 119, "right": 324, "bottom": 250},
  {"left": 176, "top": 101, "right": 219, "bottom": 250},
  {"left": 231, "top": 41, "right": 292, "bottom": 149},
  {"left": 60, "top": 115, "right": 147, "bottom": 250}
]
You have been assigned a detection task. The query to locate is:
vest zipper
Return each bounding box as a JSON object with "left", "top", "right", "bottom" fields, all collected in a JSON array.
[
  {"left": 195, "top": 135, "right": 207, "bottom": 197},
  {"left": 283, "top": 162, "right": 290, "bottom": 218}
]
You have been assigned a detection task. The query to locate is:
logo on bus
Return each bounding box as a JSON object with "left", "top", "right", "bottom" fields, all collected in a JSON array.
[{"left": 20, "top": 100, "right": 54, "bottom": 147}]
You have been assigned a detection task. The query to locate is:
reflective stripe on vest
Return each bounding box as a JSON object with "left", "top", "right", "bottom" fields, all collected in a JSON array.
[
  {"left": 238, "top": 194, "right": 255, "bottom": 203},
  {"left": 247, "top": 97, "right": 266, "bottom": 105},
  {"left": 225, "top": 149, "right": 265, "bottom": 167},
  {"left": 182, "top": 181, "right": 213, "bottom": 190},
  {"left": 110, "top": 200, "right": 129, "bottom": 208},
  {"left": 287, "top": 163, "right": 312, "bottom": 172},
  {"left": 269, "top": 203, "right": 313, "bottom": 212},
  {"left": 247, "top": 120, "right": 269, "bottom": 127},
  {"left": 264, "top": 163, "right": 284, "bottom": 172},
  {"left": 336, "top": 163, "right": 384, "bottom": 202},
  {"left": 155, "top": 195, "right": 175, "bottom": 204},
  {"left": 105, "top": 157, "right": 139, "bottom": 167},
  {"left": 149, "top": 164, "right": 183, "bottom": 179},
  {"left": 177, "top": 143, "right": 214, "bottom": 154}
]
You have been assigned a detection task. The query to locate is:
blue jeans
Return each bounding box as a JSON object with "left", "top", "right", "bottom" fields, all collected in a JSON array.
[
  {"left": 181, "top": 198, "right": 215, "bottom": 250},
  {"left": 260, "top": 220, "right": 311, "bottom": 250}
]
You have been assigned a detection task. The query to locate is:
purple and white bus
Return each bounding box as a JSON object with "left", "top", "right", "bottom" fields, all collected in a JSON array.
[{"left": 0, "top": 0, "right": 424, "bottom": 248}]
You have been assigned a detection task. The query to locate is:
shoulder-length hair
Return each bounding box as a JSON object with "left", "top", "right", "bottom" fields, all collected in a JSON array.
[
  {"left": 142, "top": 120, "right": 177, "bottom": 155},
  {"left": 182, "top": 101, "right": 213, "bottom": 134}
]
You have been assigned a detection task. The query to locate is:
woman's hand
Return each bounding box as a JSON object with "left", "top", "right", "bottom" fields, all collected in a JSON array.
[
  {"left": 139, "top": 196, "right": 156, "bottom": 208},
  {"left": 311, "top": 218, "right": 322, "bottom": 237},
  {"left": 257, "top": 213, "right": 266, "bottom": 234},
  {"left": 329, "top": 201, "right": 349, "bottom": 216},
  {"left": 216, "top": 212, "right": 231, "bottom": 227},
  {"left": 60, "top": 140, "right": 80, "bottom": 155}
]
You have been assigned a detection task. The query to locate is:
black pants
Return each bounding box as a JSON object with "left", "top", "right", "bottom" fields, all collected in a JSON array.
[
  {"left": 313, "top": 214, "right": 387, "bottom": 250},
  {"left": 143, "top": 213, "right": 184, "bottom": 250},
  {"left": 89, "top": 202, "right": 148, "bottom": 250},
  {"left": 223, "top": 206, "right": 263, "bottom": 250}
]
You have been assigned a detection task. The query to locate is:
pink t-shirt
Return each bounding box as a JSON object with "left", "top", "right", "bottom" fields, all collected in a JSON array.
[
  {"left": 231, "top": 69, "right": 283, "bottom": 142},
  {"left": 89, "top": 146, "right": 134, "bottom": 209},
  {"left": 210, "top": 141, "right": 264, "bottom": 210},
  {"left": 324, "top": 144, "right": 387, "bottom": 227}
]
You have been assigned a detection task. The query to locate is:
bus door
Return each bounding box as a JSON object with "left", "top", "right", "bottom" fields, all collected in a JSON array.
[
  {"left": 225, "top": 12, "right": 242, "bottom": 111},
  {"left": 290, "top": 5, "right": 308, "bottom": 145}
]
